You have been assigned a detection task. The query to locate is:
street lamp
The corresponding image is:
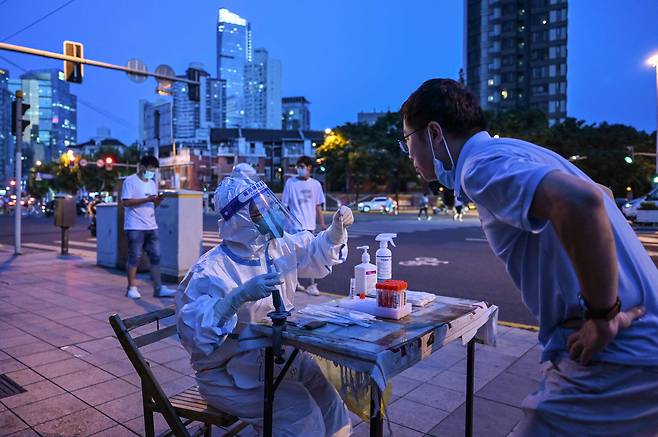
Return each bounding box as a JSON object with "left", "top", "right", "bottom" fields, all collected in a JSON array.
[{"left": 647, "top": 52, "right": 658, "bottom": 173}]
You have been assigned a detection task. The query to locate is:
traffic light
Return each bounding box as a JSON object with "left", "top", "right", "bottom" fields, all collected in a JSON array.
[
  {"left": 11, "top": 97, "right": 30, "bottom": 136},
  {"left": 186, "top": 68, "right": 200, "bottom": 102},
  {"left": 104, "top": 156, "right": 114, "bottom": 171},
  {"left": 624, "top": 146, "right": 634, "bottom": 164},
  {"left": 63, "top": 41, "right": 84, "bottom": 83},
  {"left": 653, "top": 175, "right": 658, "bottom": 184}
]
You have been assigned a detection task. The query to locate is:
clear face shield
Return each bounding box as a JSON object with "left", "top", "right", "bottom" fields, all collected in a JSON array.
[{"left": 219, "top": 180, "right": 303, "bottom": 241}]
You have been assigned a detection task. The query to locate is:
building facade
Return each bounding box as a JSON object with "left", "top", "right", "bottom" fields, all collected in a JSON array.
[
  {"left": 6, "top": 69, "right": 78, "bottom": 167},
  {"left": 282, "top": 96, "right": 311, "bottom": 131},
  {"left": 216, "top": 8, "right": 252, "bottom": 128},
  {"left": 465, "top": 0, "right": 568, "bottom": 125},
  {"left": 0, "top": 68, "right": 11, "bottom": 184},
  {"left": 244, "top": 49, "right": 282, "bottom": 129},
  {"left": 357, "top": 111, "right": 388, "bottom": 126}
]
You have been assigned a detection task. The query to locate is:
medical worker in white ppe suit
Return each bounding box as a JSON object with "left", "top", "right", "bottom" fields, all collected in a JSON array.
[{"left": 175, "top": 168, "right": 353, "bottom": 437}]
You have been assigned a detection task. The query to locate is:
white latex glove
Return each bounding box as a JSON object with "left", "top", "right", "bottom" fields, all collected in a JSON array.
[
  {"left": 214, "top": 272, "right": 283, "bottom": 323},
  {"left": 327, "top": 206, "right": 354, "bottom": 244}
]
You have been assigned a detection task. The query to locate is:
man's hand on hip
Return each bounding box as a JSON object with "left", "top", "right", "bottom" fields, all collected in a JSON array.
[{"left": 566, "top": 306, "right": 646, "bottom": 365}]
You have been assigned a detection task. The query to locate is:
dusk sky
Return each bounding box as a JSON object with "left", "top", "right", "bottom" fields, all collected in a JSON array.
[{"left": 1, "top": 0, "right": 657, "bottom": 143}]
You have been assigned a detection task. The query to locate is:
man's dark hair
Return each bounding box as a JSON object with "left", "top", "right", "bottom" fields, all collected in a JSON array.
[
  {"left": 400, "top": 79, "right": 487, "bottom": 137},
  {"left": 140, "top": 155, "right": 160, "bottom": 168},
  {"left": 296, "top": 156, "right": 314, "bottom": 167}
]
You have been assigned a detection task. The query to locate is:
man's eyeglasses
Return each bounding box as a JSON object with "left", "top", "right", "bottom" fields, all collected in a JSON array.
[{"left": 398, "top": 127, "right": 424, "bottom": 154}]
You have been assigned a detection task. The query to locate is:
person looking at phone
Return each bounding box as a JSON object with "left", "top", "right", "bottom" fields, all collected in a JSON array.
[{"left": 121, "top": 155, "right": 176, "bottom": 299}]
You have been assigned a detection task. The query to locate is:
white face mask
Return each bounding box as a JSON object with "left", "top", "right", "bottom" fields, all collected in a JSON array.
[
  {"left": 297, "top": 167, "right": 309, "bottom": 178},
  {"left": 428, "top": 129, "right": 456, "bottom": 190},
  {"left": 144, "top": 170, "right": 156, "bottom": 180}
]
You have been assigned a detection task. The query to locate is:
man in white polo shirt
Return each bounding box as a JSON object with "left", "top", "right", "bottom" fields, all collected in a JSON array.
[
  {"left": 282, "top": 155, "right": 327, "bottom": 296},
  {"left": 399, "top": 79, "right": 657, "bottom": 435},
  {"left": 121, "top": 155, "right": 176, "bottom": 299}
]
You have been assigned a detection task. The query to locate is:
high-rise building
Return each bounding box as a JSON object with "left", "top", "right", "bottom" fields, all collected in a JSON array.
[
  {"left": 216, "top": 8, "right": 252, "bottom": 128},
  {"left": 5, "top": 69, "right": 77, "bottom": 167},
  {"left": 0, "top": 68, "right": 11, "bottom": 184},
  {"left": 282, "top": 97, "right": 311, "bottom": 131},
  {"left": 244, "top": 49, "right": 282, "bottom": 129},
  {"left": 170, "top": 64, "right": 225, "bottom": 139},
  {"left": 142, "top": 100, "right": 173, "bottom": 155},
  {"left": 208, "top": 78, "right": 226, "bottom": 129},
  {"left": 357, "top": 111, "right": 387, "bottom": 126},
  {"left": 465, "top": 0, "right": 568, "bottom": 125}
]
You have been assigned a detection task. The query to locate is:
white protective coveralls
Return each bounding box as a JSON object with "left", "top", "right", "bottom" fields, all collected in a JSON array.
[{"left": 176, "top": 173, "right": 352, "bottom": 437}]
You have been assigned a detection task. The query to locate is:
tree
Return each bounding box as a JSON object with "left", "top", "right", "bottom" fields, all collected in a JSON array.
[
  {"left": 488, "top": 110, "right": 656, "bottom": 197},
  {"left": 317, "top": 113, "right": 418, "bottom": 199}
]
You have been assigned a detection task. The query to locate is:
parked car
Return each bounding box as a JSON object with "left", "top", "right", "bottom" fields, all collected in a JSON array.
[
  {"left": 357, "top": 196, "right": 398, "bottom": 213},
  {"left": 622, "top": 187, "right": 658, "bottom": 220}
]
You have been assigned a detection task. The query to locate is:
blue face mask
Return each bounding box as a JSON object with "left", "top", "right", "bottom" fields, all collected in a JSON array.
[
  {"left": 428, "top": 129, "right": 456, "bottom": 190},
  {"left": 144, "top": 170, "right": 156, "bottom": 180}
]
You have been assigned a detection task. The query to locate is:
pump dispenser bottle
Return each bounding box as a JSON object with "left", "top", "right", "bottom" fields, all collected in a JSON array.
[
  {"left": 354, "top": 246, "right": 377, "bottom": 296},
  {"left": 375, "top": 233, "right": 397, "bottom": 282}
]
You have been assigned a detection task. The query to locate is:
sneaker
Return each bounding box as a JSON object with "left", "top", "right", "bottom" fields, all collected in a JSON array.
[
  {"left": 305, "top": 283, "right": 321, "bottom": 296},
  {"left": 417, "top": 217, "right": 421, "bottom": 221},
  {"left": 427, "top": 216, "right": 432, "bottom": 221},
  {"left": 296, "top": 283, "right": 306, "bottom": 292},
  {"left": 126, "top": 286, "right": 141, "bottom": 299},
  {"left": 154, "top": 286, "right": 176, "bottom": 298}
]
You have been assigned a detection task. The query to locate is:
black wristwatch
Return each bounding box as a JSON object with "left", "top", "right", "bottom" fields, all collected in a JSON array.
[{"left": 580, "top": 294, "right": 622, "bottom": 321}]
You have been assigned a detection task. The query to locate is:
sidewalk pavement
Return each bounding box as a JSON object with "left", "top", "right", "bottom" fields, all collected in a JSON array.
[{"left": 0, "top": 247, "right": 540, "bottom": 437}]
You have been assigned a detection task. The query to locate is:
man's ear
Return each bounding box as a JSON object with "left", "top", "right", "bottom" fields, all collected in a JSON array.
[{"left": 427, "top": 121, "right": 444, "bottom": 143}]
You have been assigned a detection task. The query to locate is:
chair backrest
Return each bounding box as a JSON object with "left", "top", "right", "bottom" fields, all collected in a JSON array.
[{"left": 108, "top": 306, "right": 189, "bottom": 437}]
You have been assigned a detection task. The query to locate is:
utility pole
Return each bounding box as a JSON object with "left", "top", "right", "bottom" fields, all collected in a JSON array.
[
  {"left": 12, "top": 90, "right": 30, "bottom": 255},
  {"left": 14, "top": 93, "right": 22, "bottom": 255}
]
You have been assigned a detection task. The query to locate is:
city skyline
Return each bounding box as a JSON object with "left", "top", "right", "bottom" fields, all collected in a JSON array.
[{"left": 0, "top": 0, "right": 657, "bottom": 145}]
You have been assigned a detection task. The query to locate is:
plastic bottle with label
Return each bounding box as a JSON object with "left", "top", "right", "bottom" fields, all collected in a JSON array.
[
  {"left": 375, "top": 233, "right": 397, "bottom": 282},
  {"left": 354, "top": 246, "right": 377, "bottom": 296}
]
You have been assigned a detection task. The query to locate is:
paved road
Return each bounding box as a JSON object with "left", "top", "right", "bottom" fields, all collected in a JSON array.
[{"left": 2, "top": 212, "right": 657, "bottom": 326}]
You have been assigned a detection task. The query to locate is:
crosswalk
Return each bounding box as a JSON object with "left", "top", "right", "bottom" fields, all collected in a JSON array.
[
  {"left": 347, "top": 217, "right": 480, "bottom": 238},
  {"left": 4, "top": 229, "right": 658, "bottom": 260},
  {"left": 638, "top": 233, "right": 658, "bottom": 257}
]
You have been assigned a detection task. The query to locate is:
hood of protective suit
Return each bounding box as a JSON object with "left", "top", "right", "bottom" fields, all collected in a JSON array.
[{"left": 214, "top": 174, "right": 267, "bottom": 255}]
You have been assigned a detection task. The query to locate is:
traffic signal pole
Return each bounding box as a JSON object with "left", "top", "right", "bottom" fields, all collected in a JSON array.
[
  {"left": 13, "top": 91, "right": 23, "bottom": 255},
  {"left": 0, "top": 42, "right": 199, "bottom": 86}
]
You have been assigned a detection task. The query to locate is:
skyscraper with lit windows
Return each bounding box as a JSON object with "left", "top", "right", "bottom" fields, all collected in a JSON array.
[
  {"left": 465, "top": 0, "right": 568, "bottom": 125},
  {"left": 216, "top": 8, "right": 252, "bottom": 128}
]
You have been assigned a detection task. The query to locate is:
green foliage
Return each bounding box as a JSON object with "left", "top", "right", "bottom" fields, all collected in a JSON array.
[
  {"left": 485, "top": 110, "right": 655, "bottom": 197},
  {"left": 317, "top": 112, "right": 418, "bottom": 195}
]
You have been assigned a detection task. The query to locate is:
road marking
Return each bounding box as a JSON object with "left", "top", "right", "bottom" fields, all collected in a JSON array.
[
  {"left": 21, "top": 242, "right": 95, "bottom": 257},
  {"left": 399, "top": 257, "right": 450, "bottom": 266},
  {"left": 465, "top": 238, "right": 488, "bottom": 242},
  {"left": 498, "top": 321, "right": 539, "bottom": 332},
  {"left": 56, "top": 240, "right": 97, "bottom": 248}
]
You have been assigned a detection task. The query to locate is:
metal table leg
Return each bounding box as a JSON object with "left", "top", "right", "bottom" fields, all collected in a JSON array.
[
  {"left": 370, "top": 380, "right": 383, "bottom": 437},
  {"left": 263, "top": 347, "right": 274, "bottom": 437},
  {"left": 465, "top": 339, "right": 475, "bottom": 437}
]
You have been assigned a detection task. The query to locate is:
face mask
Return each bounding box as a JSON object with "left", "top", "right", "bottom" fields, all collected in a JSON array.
[
  {"left": 144, "top": 170, "right": 156, "bottom": 180},
  {"left": 428, "top": 129, "right": 456, "bottom": 190},
  {"left": 297, "top": 167, "right": 308, "bottom": 178}
]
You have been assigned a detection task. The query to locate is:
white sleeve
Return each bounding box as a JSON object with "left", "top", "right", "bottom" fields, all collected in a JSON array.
[
  {"left": 287, "top": 231, "right": 348, "bottom": 279},
  {"left": 121, "top": 177, "right": 135, "bottom": 200},
  {"left": 176, "top": 272, "right": 238, "bottom": 357}
]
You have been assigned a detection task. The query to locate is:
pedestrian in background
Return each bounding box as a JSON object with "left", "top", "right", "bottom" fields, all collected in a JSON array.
[
  {"left": 418, "top": 192, "right": 430, "bottom": 220},
  {"left": 282, "top": 155, "right": 327, "bottom": 296},
  {"left": 121, "top": 155, "right": 176, "bottom": 299}
]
